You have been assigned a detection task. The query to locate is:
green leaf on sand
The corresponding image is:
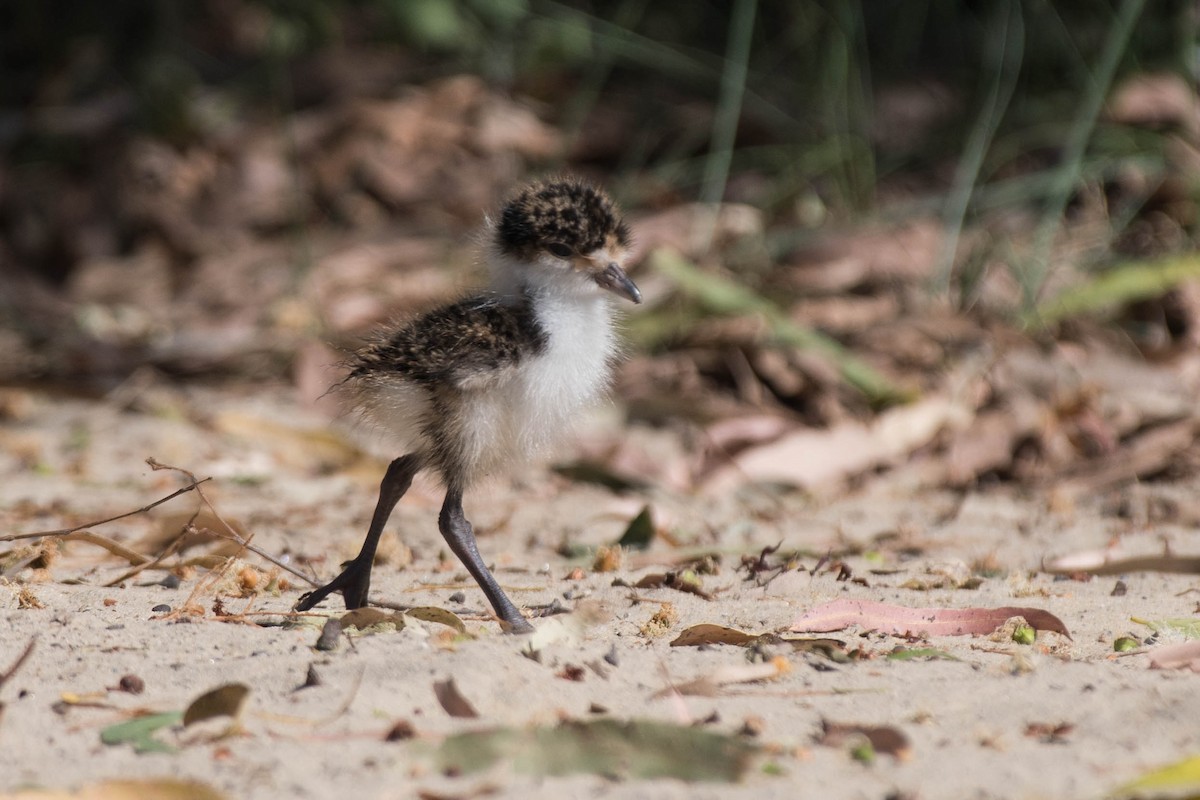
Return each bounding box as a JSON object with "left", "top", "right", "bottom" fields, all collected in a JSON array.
[
  {"left": 1132, "top": 617, "right": 1200, "bottom": 640},
  {"left": 436, "top": 718, "right": 756, "bottom": 782},
  {"left": 617, "top": 506, "right": 656, "bottom": 549},
  {"left": 100, "top": 711, "right": 183, "bottom": 754}
]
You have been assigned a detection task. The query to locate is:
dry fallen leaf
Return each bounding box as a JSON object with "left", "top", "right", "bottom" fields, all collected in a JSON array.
[
  {"left": 634, "top": 571, "right": 711, "bottom": 600},
  {"left": 791, "top": 598, "right": 1072, "bottom": 639},
  {"left": 405, "top": 606, "right": 467, "bottom": 633},
  {"left": 669, "top": 624, "right": 759, "bottom": 647},
  {"left": 182, "top": 683, "right": 250, "bottom": 727},
  {"left": 816, "top": 719, "right": 912, "bottom": 760},
  {"left": 669, "top": 624, "right": 847, "bottom": 659},
  {"left": 340, "top": 608, "right": 406, "bottom": 632},
  {"left": 433, "top": 678, "right": 479, "bottom": 719}
]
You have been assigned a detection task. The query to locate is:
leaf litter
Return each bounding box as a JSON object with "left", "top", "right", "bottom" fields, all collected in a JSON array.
[{"left": 3, "top": 48, "right": 1200, "bottom": 800}]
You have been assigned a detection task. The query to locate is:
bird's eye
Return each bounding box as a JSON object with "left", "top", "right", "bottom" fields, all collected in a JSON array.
[{"left": 546, "top": 242, "right": 572, "bottom": 259}]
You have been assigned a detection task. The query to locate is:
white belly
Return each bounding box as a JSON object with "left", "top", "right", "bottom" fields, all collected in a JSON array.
[
  {"left": 353, "top": 291, "right": 619, "bottom": 485},
  {"left": 515, "top": 291, "right": 618, "bottom": 455}
]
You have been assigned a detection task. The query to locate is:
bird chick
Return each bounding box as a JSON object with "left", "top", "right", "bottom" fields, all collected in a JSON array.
[{"left": 295, "top": 178, "right": 640, "bottom": 633}]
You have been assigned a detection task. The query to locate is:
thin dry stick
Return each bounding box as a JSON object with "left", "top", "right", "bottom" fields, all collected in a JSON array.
[
  {"left": 0, "top": 478, "right": 210, "bottom": 543},
  {"left": 103, "top": 527, "right": 194, "bottom": 587},
  {"left": 146, "top": 458, "right": 318, "bottom": 587},
  {"left": 4, "top": 530, "right": 155, "bottom": 582},
  {"left": 5, "top": 457, "right": 316, "bottom": 589},
  {"left": 165, "top": 528, "right": 262, "bottom": 620},
  {"left": 0, "top": 638, "right": 36, "bottom": 689}
]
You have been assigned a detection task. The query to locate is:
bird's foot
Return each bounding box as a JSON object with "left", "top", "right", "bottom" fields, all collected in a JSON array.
[
  {"left": 294, "top": 561, "right": 371, "bottom": 612},
  {"left": 501, "top": 614, "right": 535, "bottom": 635},
  {"left": 492, "top": 598, "right": 535, "bottom": 634}
]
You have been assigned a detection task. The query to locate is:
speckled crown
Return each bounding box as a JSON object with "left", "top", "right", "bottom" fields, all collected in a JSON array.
[{"left": 496, "top": 178, "right": 630, "bottom": 259}]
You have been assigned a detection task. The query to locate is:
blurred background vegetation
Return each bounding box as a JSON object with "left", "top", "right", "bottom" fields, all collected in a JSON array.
[{"left": 1, "top": 0, "right": 1197, "bottom": 391}]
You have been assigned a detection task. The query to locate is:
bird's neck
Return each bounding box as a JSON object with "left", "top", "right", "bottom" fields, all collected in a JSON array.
[
  {"left": 487, "top": 251, "right": 606, "bottom": 311},
  {"left": 486, "top": 253, "right": 531, "bottom": 300}
]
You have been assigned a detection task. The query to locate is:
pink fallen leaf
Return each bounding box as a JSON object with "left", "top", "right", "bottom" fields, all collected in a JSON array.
[
  {"left": 1148, "top": 641, "right": 1200, "bottom": 672},
  {"left": 703, "top": 396, "right": 971, "bottom": 491},
  {"left": 791, "top": 598, "right": 1071, "bottom": 639}
]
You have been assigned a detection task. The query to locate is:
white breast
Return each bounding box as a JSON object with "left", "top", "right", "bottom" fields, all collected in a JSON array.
[{"left": 515, "top": 289, "right": 618, "bottom": 456}]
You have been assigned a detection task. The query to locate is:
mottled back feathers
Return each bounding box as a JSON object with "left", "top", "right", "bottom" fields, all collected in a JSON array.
[{"left": 350, "top": 294, "right": 548, "bottom": 391}]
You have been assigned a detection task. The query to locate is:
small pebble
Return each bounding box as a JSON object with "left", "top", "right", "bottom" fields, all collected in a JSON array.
[
  {"left": 739, "top": 715, "right": 766, "bottom": 737},
  {"left": 603, "top": 644, "right": 619, "bottom": 667},
  {"left": 299, "top": 663, "right": 322, "bottom": 689},
  {"left": 448, "top": 591, "right": 466, "bottom": 604},
  {"left": 118, "top": 674, "right": 145, "bottom": 694},
  {"left": 315, "top": 618, "right": 342, "bottom": 651},
  {"left": 151, "top": 604, "right": 171, "bottom": 613},
  {"left": 384, "top": 720, "right": 415, "bottom": 741},
  {"left": 159, "top": 574, "right": 181, "bottom": 589},
  {"left": 557, "top": 664, "right": 586, "bottom": 682},
  {"left": 541, "top": 598, "right": 569, "bottom": 616}
]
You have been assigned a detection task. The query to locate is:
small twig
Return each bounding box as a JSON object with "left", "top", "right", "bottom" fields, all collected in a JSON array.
[
  {"left": 367, "top": 599, "right": 415, "bottom": 613},
  {"left": 61, "top": 531, "right": 152, "bottom": 566},
  {"left": 624, "top": 592, "right": 675, "bottom": 607},
  {"left": 103, "top": 529, "right": 192, "bottom": 587},
  {"left": 146, "top": 459, "right": 318, "bottom": 588},
  {"left": 1, "top": 477, "right": 209, "bottom": 543},
  {"left": 0, "top": 637, "right": 36, "bottom": 689}
]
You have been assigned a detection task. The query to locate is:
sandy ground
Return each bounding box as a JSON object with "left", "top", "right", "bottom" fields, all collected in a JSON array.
[{"left": 2, "top": 383, "right": 1198, "bottom": 800}]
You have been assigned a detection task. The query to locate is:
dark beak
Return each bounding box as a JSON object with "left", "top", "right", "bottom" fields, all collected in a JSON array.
[{"left": 594, "top": 262, "right": 642, "bottom": 304}]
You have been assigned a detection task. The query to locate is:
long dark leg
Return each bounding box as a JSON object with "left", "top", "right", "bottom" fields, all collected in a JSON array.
[
  {"left": 438, "top": 488, "right": 533, "bottom": 634},
  {"left": 295, "top": 454, "right": 422, "bottom": 611}
]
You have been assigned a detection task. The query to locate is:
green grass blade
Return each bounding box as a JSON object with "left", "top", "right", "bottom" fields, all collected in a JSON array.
[
  {"left": 1027, "top": 254, "right": 1200, "bottom": 326},
  {"left": 651, "top": 249, "right": 908, "bottom": 405}
]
